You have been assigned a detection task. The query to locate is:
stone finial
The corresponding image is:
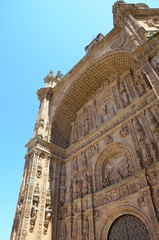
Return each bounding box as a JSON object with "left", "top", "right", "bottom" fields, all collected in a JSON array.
[{"left": 44, "top": 70, "right": 62, "bottom": 88}]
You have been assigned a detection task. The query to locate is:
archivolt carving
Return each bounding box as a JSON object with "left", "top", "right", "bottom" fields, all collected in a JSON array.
[
  {"left": 95, "top": 142, "right": 137, "bottom": 192},
  {"left": 100, "top": 205, "right": 154, "bottom": 240}
]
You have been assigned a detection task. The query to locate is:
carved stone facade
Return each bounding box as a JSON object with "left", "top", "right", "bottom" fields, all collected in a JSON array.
[{"left": 11, "top": 2, "right": 159, "bottom": 240}]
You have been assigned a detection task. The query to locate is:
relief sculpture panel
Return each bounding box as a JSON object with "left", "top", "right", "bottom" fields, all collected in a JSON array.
[
  {"left": 70, "top": 70, "right": 151, "bottom": 145},
  {"left": 102, "top": 154, "right": 134, "bottom": 188}
]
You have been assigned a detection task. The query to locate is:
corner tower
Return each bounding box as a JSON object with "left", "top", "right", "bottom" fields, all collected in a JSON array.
[{"left": 11, "top": 2, "right": 159, "bottom": 240}]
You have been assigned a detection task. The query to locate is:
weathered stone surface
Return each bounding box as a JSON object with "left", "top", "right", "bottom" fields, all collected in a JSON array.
[{"left": 11, "top": 2, "right": 159, "bottom": 240}]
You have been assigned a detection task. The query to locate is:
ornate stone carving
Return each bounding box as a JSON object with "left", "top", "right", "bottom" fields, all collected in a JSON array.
[
  {"left": 146, "top": 171, "right": 159, "bottom": 186},
  {"left": 133, "top": 116, "right": 146, "bottom": 146},
  {"left": 103, "top": 155, "right": 134, "bottom": 188},
  {"left": 145, "top": 18, "right": 159, "bottom": 29},
  {"left": 119, "top": 82, "right": 130, "bottom": 108},
  {"left": 59, "top": 182, "right": 66, "bottom": 206},
  {"left": 36, "top": 165, "right": 42, "bottom": 178},
  {"left": 43, "top": 204, "right": 52, "bottom": 235},
  {"left": 29, "top": 203, "right": 38, "bottom": 233},
  {"left": 120, "top": 125, "right": 129, "bottom": 138},
  {"left": 138, "top": 195, "right": 146, "bottom": 208},
  {"left": 111, "top": 32, "right": 133, "bottom": 51},
  {"left": 72, "top": 176, "right": 82, "bottom": 200},
  {"left": 105, "top": 135, "right": 113, "bottom": 145},
  {"left": 134, "top": 74, "right": 147, "bottom": 96},
  {"left": 95, "top": 177, "right": 147, "bottom": 208}
]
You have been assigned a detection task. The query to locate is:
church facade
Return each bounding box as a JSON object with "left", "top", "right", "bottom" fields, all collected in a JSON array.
[{"left": 11, "top": 2, "right": 159, "bottom": 240}]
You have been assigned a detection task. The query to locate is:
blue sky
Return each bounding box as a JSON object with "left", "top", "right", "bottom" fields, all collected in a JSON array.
[{"left": 0, "top": 0, "right": 157, "bottom": 239}]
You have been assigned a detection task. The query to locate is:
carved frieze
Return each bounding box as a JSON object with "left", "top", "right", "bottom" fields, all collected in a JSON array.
[{"left": 94, "top": 177, "right": 147, "bottom": 208}]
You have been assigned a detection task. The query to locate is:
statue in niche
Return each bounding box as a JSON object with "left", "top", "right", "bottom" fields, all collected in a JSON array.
[
  {"left": 45, "top": 205, "right": 52, "bottom": 221},
  {"left": 72, "top": 176, "right": 78, "bottom": 200},
  {"left": 136, "top": 149, "right": 144, "bottom": 169},
  {"left": 84, "top": 118, "right": 90, "bottom": 135},
  {"left": 84, "top": 110, "right": 90, "bottom": 135},
  {"left": 30, "top": 202, "right": 38, "bottom": 232},
  {"left": 71, "top": 121, "right": 78, "bottom": 143},
  {"left": 82, "top": 173, "right": 88, "bottom": 196},
  {"left": 150, "top": 51, "right": 159, "bottom": 75},
  {"left": 43, "top": 204, "right": 52, "bottom": 235},
  {"left": 61, "top": 163, "right": 66, "bottom": 177},
  {"left": 150, "top": 142, "right": 158, "bottom": 161},
  {"left": 59, "top": 182, "right": 66, "bottom": 206},
  {"left": 120, "top": 82, "right": 130, "bottom": 107},
  {"left": 141, "top": 143, "right": 153, "bottom": 167},
  {"left": 135, "top": 74, "right": 146, "bottom": 96},
  {"left": 73, "top": 156, "right": 78, "bottom": 171},
  {"left": 102, "top": 100, "right": 116, "bottom": 121},
  {"left": 146, "top": 108, "right": 159, "bottom": 146},
  {"left": 133, "top": 116, "right": 146, "bottom": 146},
  {"left": 31, "top": 202, "right": 38, "bottom": 220},
  {"left": 77, "top": 178, "right": 82, "bottom": 198},
  {"left": 87, "top": 175, "right": 92, "bottom": 193},
  {"left": 81, "top": 150, "right": 88, "bottom": 168}
]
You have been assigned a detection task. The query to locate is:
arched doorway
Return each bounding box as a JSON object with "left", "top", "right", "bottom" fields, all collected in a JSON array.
[{"left": 108, "top": 214, "right": 150, "bottom": 240}]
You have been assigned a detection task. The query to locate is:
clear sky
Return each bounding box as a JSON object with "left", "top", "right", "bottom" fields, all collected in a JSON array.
[{"left": 0, "top": 0, "right": 157, "bottom": 239}]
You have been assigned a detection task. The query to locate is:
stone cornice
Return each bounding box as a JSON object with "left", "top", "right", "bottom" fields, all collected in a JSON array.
[
  {"left": 25, "top": 136, "right": 66, "bottom": 159},
  {"left": 37, "top": 87, "right": 53, "bottom": 101}
]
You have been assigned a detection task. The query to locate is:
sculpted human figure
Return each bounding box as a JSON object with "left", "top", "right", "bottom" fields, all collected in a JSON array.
[
  {"left": 59, "top": 182, "right": 66, "bottom": 205},
  {"left": 120, "top": 82, "right": 130, "bottom": 107},
  {"left": 45, "top": 205, "right": 52, "bottom": 221},
  {"left": 103, "top": 168, "right": 110, "bottom": 187},
  {"left": 72, "top": 176, "right": 78, "bottom": 199},
  {"left": 87, "top": 175, "right": 92, "bottom": 193},
  {"left": 31, "top": 202, "right": 38, "bottom": 220},
  {"left": 135, "top": 75, "right": 146, "bottom": 96},
  {"left": 82, "top": 173, "right": 88, "bottom": 196},
  {"left": 81, "top": 150, "right": 88, "bottom": 167}
]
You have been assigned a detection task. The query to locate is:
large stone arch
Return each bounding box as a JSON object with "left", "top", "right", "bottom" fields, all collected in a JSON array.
[
  {"left": 94, "top": 141, "right": 137, "bottom": 192},
  {"left": 99, "top": 205, "right": 155, "bottom": 240},
  {"left": 50, "top": 50, "right": 137, "bottom": 148}
]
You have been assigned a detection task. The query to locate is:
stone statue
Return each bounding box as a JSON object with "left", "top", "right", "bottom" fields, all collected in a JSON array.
[
  {"left": 45, "top": 205, "right": 52, "bottom": 221},
  {"left": 59, "top": 182, "right": 66, "bottom": 205},
  {"left": 82, "top": 173, "right": 88, "bottom": 196},
  {"left": 31, "top": 203, "right": 38, "bottom": 220}
]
